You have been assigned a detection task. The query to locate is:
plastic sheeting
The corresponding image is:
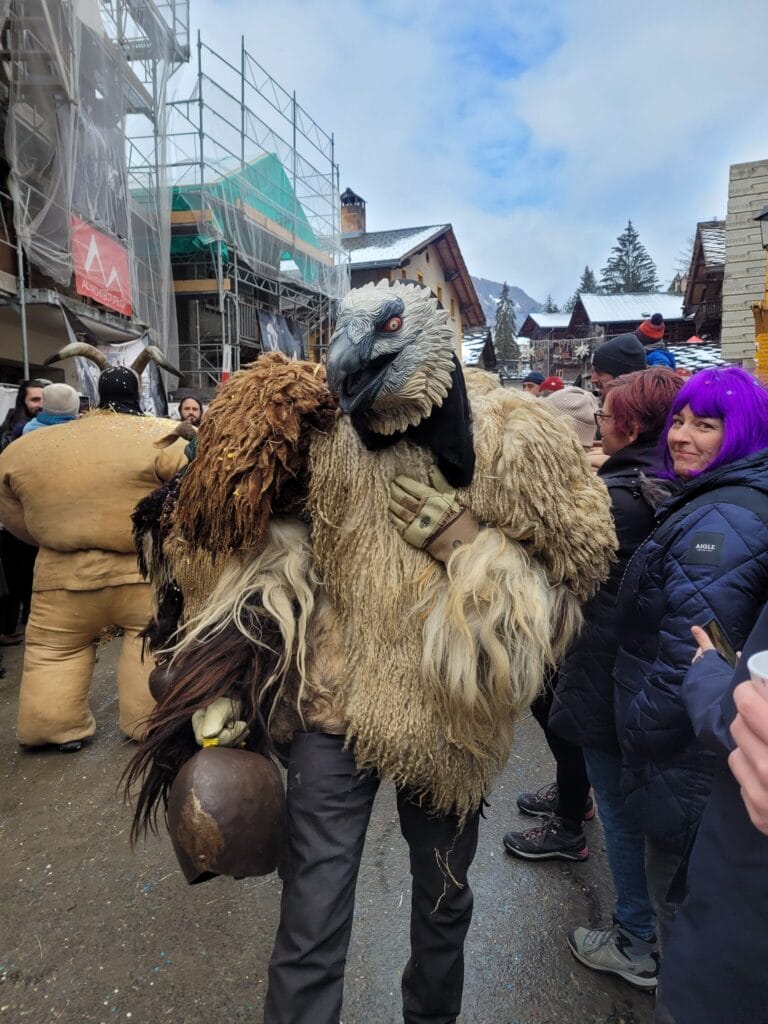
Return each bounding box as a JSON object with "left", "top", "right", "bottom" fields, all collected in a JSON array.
[
  {"left": 166, "top": 38, "right": 349, "bottom": 314},
  {"left": 4, "top": 0, "right": 179, "bottom": 359}
]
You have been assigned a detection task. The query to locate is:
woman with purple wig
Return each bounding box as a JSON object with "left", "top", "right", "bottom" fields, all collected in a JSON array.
[{"left": 609, "top": 367, "right": 768, "bottom": 1018}]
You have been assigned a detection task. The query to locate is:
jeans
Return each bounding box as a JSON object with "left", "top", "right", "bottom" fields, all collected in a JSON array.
[
  {"left": 264, "top": 732, "right": 480, "bottom": 1024},
  {"left": 583, "top": 746, "right": 655, "bottom": 939}
]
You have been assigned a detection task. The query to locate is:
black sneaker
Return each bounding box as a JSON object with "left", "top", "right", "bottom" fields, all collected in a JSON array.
[
  {"left": 516, "top": 782, "right": 595, "bottom": 821},
  {"left": 503, "top": 815, "right": 589, "bottom": 862}
]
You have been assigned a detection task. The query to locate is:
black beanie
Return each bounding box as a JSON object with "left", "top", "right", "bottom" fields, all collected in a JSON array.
[{"left": 592, "top": 333, "right": 648, "bottom": 378}]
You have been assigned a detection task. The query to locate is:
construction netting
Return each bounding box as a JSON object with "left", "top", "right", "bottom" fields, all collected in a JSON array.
[
  {"left": 166, "top": 36, "right": 349, "bottom": 316},
  {"left": 4, "top": 0, "right": 185, "bottom": 359}
]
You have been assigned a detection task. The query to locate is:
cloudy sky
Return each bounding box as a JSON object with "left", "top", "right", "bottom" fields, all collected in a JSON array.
[{"left": 182, "top": 0, "right": 768, "bottom": 305}]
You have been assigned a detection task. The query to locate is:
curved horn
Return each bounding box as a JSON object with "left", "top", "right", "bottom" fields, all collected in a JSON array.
[
  {"left": 131, "top": 345, "right": 183, "bottom": 380},
  {"left": 44, "top": 342, "right": 109, "bottom": 370},
  {"left": 154, "top": 422, "right": 197, "bottom": 449}
]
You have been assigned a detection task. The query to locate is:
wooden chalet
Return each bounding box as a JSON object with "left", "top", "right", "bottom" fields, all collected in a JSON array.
[
  {"left": 569, "top": 293, "right": 696, "bottom": 346},
  {"left": 683, "top": 220, "right": 725, "bottom": 341},
  {"left": 518, "top": 311, "right": 571, "bottom": 341},
  {"left": 340, "top": 189, "right": 484, "bottom": 352},
  {"left": 461, "top": 330, "right": 497, "bottom": 371}
]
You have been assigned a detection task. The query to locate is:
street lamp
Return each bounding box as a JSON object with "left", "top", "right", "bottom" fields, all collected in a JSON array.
[{"left": 755, "top": 205, "right": 768, "bottom": 251}]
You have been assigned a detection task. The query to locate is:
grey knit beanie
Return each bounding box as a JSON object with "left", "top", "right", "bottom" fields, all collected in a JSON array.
[
  {"left": 41, "top": 383, "right": 80, "bottom": 417},
  {"left": 546, "top": 385, "right": 599, "bottom": 448},
  {"left": 592, "top": 333, "right": 648, "bottom": 378}
]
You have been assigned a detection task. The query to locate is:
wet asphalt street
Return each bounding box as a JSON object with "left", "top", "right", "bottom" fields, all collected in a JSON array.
[{"left": 0, "top": 640, "right": 653, "bottom": 1024}]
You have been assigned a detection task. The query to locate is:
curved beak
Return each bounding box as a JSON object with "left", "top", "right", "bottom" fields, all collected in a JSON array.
[
  {"left": 326, "top": 328, "right": 363, "bottom": 398},
  {"left": 326, "top": 327, "right": 397, "bottom": 416}
]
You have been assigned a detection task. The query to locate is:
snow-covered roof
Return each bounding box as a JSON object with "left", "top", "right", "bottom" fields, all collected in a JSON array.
[
  {"left": 699, "top": 222, "right": 726, "bottom": 267},
  {"left": 579, "top": 293, "right": 685, "bottom": 323},
  {"left": 341, "top": 225, "right": 448, "bottom": 267},
  {"left": 524, "top": 312, "right": 571, "bottom": 329},
  {"left": 668, "top": 341, "right": 726, "bottom": 371},
  {"left": 461, "top": 338, "right": 487, "bottom": 365}
]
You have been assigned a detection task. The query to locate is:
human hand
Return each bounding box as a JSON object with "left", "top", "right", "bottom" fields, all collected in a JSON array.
[
  {"left": 191, "top": 697, "right": 249, "bottom": 748},
  {"left": 729, "top": 681, "right": 768, "bottom": 835},
  {"left": 388, "top": 470, "right": 479, "bottom": 563},
  {"left": 690, "top": 625, "right": 715, "bottom": 663}
]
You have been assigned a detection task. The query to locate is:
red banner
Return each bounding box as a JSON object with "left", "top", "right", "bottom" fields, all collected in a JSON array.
[{"left": 70, "top": 216, "right": 132, "bottom": 316}]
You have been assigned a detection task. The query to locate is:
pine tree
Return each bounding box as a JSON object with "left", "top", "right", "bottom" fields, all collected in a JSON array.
[
  {"left": 494, "top": 282, "right": 520, "bottom": 363},
  {"left": 564, "top": 266, "right": 598, "bottom": 312},
  {"left": 577, "top": 265, "right": 598, "bottom": 293},
  {"left": 599, "top": 221, "right": 660, "bottom": 293},
  {"left": 542, "top": 293, "right": 560, "bottom": 313}
]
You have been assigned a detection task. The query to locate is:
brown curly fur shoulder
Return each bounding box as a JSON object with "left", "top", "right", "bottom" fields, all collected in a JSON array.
[{"left": 174, "top": 353, "right": 337, "bottom": 555}]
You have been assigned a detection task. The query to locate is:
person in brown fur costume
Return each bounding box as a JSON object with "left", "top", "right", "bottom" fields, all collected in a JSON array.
[{"left": 128, "top": 282, "right": 616, "bottom": 1024}]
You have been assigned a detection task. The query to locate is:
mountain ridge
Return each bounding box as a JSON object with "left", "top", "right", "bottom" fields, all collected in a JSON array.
[{"left": 471, "top": 276, "right": 542, "bottom": 329}]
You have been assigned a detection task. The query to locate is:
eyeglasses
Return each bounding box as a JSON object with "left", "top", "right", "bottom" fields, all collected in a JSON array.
[{"left": 594, "top": 412, "right": 614, "bottom": 427}]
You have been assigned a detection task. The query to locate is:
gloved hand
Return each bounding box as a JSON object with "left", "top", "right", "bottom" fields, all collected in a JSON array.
[
  {"left": 388, "top": 470, "right": 480, "bottom": 563},
  {"left": 191, "top": 697, "right": 249, "bottom": 748}
]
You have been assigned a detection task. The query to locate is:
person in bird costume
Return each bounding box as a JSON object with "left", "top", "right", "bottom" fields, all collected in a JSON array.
[
  {"left": 0, "top": 342, "right": 186, "bottom": 750},
  {"left": 127, "top": 281, "right": 616, "bottom": 1024}
]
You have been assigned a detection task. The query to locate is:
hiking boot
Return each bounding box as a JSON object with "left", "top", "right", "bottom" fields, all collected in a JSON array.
[
  {"left": 516, "top": 782, "right": 595, "bottom": 821},
  {"left": 568, "top": 923, "right": 659, "bottom": 990},
  {"left": 503, "top": 815, "right": 588, "bottom": 862}
]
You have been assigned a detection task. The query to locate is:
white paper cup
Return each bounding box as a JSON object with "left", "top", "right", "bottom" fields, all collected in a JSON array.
[{"left": 747, "top": 650, "right": 768, "bottom": 700}]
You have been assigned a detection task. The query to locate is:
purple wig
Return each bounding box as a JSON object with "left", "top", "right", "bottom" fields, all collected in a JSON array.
[{"left": 660, "top": 367, "right": 768, "bottom": 477}]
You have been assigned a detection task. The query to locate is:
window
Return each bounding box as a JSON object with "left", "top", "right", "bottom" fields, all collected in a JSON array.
[
  {"left": 401, "top": 268, "right": 407, "bottom": 279},
  {"left": 417, "top": 271, "right": 424, "bottom": 285},
  {"left": 437, "top": 286, "right": 443, "bottom": 305},
  {"left": 450, "top": 297, "right": 456, "bottom": 319}
]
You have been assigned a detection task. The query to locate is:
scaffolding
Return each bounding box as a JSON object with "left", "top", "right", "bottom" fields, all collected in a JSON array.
[
  {"left": 152, "top": 33, "right": 349, "bottom": 388},
  {"left": 1, "top": 0, "right": 189, "bottom": 372}
]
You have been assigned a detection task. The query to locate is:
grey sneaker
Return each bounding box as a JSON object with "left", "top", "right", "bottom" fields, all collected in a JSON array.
[{"left": 567, "top": 923, "right": 658, "bottom": 990}]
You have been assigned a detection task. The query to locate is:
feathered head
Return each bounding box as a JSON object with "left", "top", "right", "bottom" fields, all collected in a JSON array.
[
  {"left": 326, "top": 279, "right": 456, "bottom": 435},
  {"left": 326, "top": 279, "right": 474, "bottom": 487}
]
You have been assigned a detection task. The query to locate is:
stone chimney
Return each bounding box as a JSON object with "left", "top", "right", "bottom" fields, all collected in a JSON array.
[{"left": 341, "top": 187, "right": 366, "bottom": 236}]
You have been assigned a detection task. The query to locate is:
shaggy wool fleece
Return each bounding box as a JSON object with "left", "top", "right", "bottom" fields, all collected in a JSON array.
[
  {"left": 139, "top": 360, "right": 615, "bottom": 821},
  {"left": 307, "top": 387, "right": 616, "bottom": 819}
]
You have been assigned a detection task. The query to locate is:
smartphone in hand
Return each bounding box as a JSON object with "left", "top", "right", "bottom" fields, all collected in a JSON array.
[{"left": 702, "top": 619, "right": 739, "bottom": 669}]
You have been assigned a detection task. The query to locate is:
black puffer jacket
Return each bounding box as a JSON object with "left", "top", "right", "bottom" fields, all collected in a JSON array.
[{"left": 548, "top": 438, "right": 663, "bottom": 750}]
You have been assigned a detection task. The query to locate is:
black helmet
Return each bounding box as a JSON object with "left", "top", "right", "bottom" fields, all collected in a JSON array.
[{"left": 167, "top": 747, "right": 284, "bottom": 885}]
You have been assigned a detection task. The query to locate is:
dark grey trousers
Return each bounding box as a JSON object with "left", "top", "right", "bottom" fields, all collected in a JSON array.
[{"left": 264, "top": 732, "right": 480, "bottom": 1024}]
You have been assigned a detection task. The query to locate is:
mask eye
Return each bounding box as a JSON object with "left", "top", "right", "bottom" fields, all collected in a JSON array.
[{"left": 380, "top": 316, "right": 402, "bottom": 333}]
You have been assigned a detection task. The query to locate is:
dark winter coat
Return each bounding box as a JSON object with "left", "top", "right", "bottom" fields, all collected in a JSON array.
[
  {"left": 614, "top": 448, "right": 768, "bottom": 850},
  {"left": 549, "top": 438, "right": 663, "bottom": 750},
  {"left": 662, "top": 604, "right": 768, "bottom": 1024}
]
